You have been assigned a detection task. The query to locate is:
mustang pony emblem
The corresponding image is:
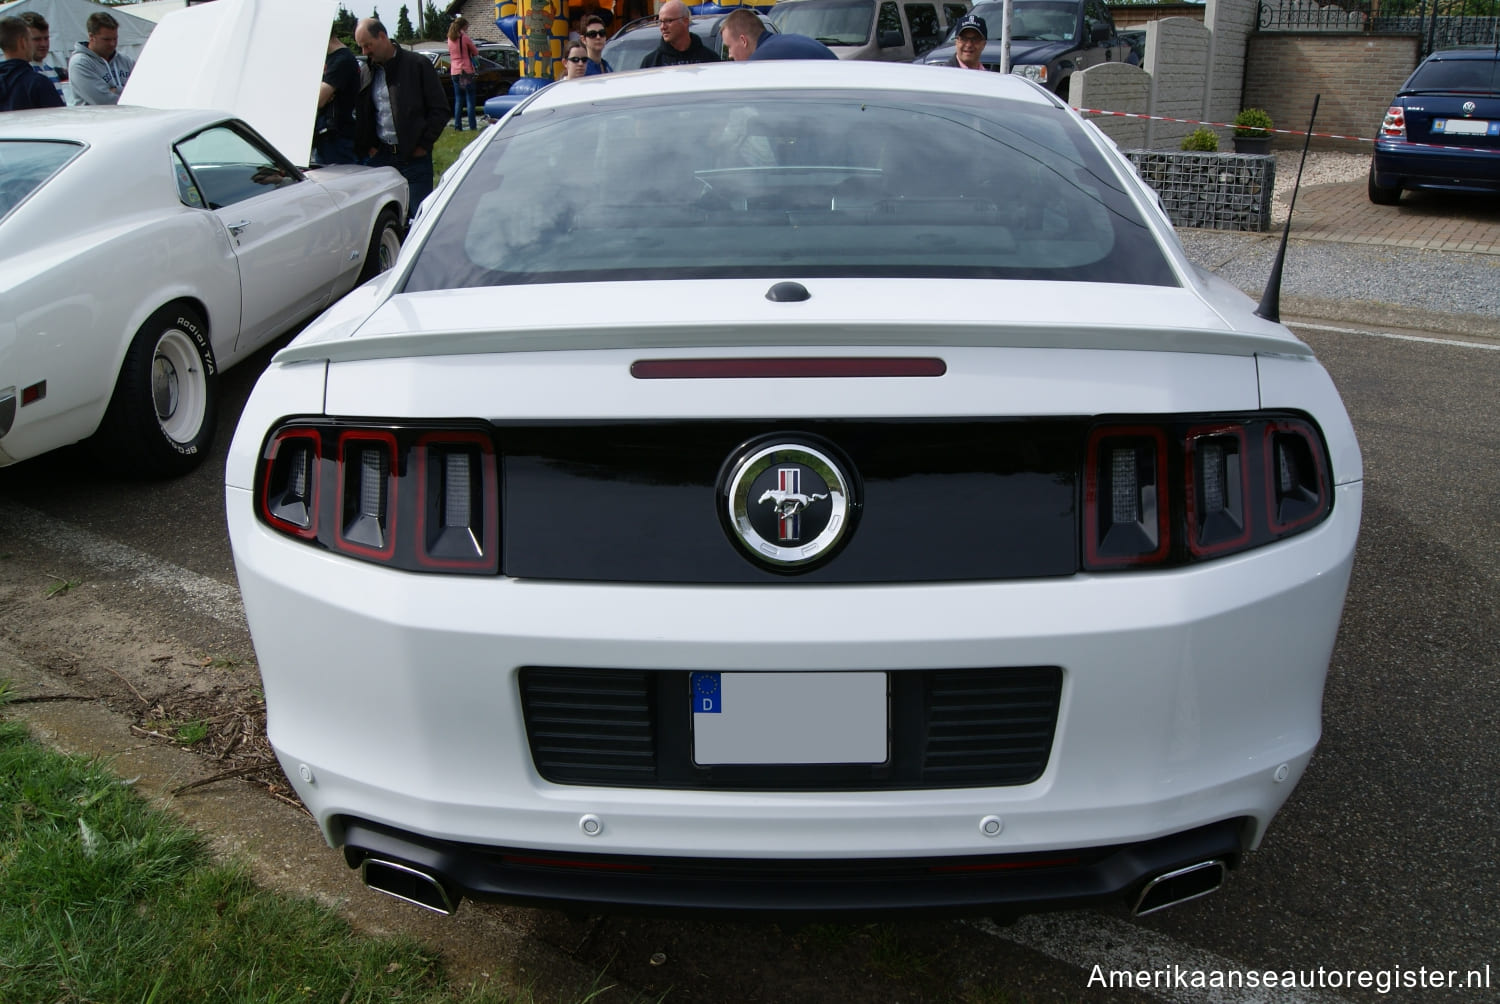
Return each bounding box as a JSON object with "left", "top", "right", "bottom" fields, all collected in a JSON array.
[{"left": 757, "top": 488, "right": 828, "bottom": 518}]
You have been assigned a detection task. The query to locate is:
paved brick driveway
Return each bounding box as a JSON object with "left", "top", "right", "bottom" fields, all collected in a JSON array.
[{"left": 1289, "top": 181, "right": 1500, "bottom": 254}]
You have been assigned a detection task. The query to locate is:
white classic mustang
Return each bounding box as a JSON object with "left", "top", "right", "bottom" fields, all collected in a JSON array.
[{"left": 0, "top": 0, "right": 407, "bottom": 476}]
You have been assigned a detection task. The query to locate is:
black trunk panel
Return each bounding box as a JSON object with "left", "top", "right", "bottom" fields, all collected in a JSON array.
[{"left": 500, "top": 420, "right": 1081, "bottom": 582}]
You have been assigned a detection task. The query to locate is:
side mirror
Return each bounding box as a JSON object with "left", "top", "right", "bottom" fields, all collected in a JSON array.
[
  {"left": 1091, "top": 24, "right": 1111, "bottom": 44},
  {"left": 878, "top": 30, "right": 904, "bottom": 48}
]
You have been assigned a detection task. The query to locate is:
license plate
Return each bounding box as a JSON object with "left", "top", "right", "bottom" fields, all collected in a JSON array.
[
  {"left": 1435, "top": 118, "right": 1492, "bottom": 136},
  {"left": 691, "top": 672, "right": 888, "bottom": 765}
]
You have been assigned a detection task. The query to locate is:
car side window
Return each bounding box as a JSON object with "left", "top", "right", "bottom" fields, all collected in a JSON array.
[
  {"left": 175, "top": 125, "right": 299, "bottom": 210},
  {"left": 172, "top": 151, "right": 206, "bottom": 209},
  {"left": 877, "top": 1, "right": 905, "bottom": 46},
  {"left": 905, "top": 4, "right": 941, "bottom": 56},
  {"left": 1085, "top": 0, "right": 1112, "bottom": 41},
  {"left": 942, "top": 3, "right": 968, "bottom": 28}
]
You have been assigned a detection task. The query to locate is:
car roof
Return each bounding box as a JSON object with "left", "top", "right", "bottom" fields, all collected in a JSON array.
[
  {"left": 521, "top": 59, "right": 1060, "bottom": 111},
  {"left": 1423, "top": 47, "right": 1500, "bottom": 61},
  {"left": 0, "top": 105, "right": 223, "bottom": 144}
]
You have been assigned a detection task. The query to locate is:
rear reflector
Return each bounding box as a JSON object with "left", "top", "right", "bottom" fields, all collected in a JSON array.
[{"left": 630, "top": 357, "right": 947, "bottom": 379}]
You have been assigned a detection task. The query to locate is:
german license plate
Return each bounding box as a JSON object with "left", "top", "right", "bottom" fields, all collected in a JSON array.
[
  {"left": 690, "top": 672, "right": 888, "bottom": 765},
  {"left": 1435, "top": 118, "right": 1492, "bottom": 136}
]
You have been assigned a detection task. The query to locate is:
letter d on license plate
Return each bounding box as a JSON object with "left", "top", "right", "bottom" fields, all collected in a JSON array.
[{"left": 691, "top": 672, "right": 888, "bottom": 765}]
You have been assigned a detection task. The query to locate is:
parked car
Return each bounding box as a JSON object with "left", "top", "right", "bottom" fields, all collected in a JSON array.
[
  {"left": 0, "top": 3, "right": 408, "bottom": 477},
  {"left": 768, "top": 0, "right": 971, "bottom": 62},
  {"left": 227, "top": 61, "right": 1362, "bottom": 921},
  {"left": 919, "top": 0, "right": 1130, "bottom": 99},
  {"left": 602, "top": 10, "right": 776, "bottom": 68},
  {"left": 1368, "top": 46, "right": 1500, "bottom": 205},
  {"left": 1119, "top": 27, "right": 1145, "bottom": 66},
  {"left": 415, "top": 41, "right": 522, "bottom": 106}
]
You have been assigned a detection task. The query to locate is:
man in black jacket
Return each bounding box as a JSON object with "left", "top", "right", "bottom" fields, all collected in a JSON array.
[
  {"left": 639, "top": 1, "right": 719, "bottom": 68},
  {"left": 0, "top": 16, "right": 63, "bottom": 110},
  {"left": 354, "top": 18, "right": 448, "bottom": 220}
]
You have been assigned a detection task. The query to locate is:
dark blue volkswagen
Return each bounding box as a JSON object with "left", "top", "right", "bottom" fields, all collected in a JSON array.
[{"left": 1369, "top": 47, "right": 1500, "bottom": 205}]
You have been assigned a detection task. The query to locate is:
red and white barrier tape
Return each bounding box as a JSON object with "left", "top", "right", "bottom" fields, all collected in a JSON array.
[{"left": 1077, "top": 107, "right": 1500, "bottom": 154}]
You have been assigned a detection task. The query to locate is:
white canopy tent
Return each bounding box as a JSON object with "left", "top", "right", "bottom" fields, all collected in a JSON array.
[{"left": 0, "top": 0, "right": 158, "bottom": 76}]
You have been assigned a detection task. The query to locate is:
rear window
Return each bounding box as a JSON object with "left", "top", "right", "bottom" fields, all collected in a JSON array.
[
  {"left": 404, "top": 90, "right": 1176, "bottom": 291},
  {"left": 0, "top": 140, "right": 84, "bottom": 223},
  {"left": 1405, "top": 55, "right": 1500, "bottom": 94}
]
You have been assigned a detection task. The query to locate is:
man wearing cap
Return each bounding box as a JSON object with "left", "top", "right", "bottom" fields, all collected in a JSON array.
[{"left": 947, "top": 13, "right": 987, "bottom": 70}]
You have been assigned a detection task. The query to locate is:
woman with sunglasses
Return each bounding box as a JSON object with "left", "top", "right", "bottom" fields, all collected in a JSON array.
[
  {"left": 562, "top": 41, "right": 589, "bottom": 80},
  {"left": 580, "top": 14, "right": 613, "bottom": 74}
]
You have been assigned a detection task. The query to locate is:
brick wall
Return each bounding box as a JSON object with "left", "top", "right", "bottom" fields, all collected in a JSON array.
[{"left": 1244, "top": 34, "right": 1421, "bottom": 151}]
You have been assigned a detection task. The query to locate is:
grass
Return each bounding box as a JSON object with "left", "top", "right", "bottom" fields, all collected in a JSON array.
[
  {"left": 0, "top": 689, "right": 524, "bottom": 1003},
  {"left": 434, "top": 124, "right": 487, "bottom": 182}
]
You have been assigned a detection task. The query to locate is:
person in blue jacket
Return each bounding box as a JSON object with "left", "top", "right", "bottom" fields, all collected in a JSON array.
[{"left": 719, "top": 7, "right": 836, "bottom": 62}]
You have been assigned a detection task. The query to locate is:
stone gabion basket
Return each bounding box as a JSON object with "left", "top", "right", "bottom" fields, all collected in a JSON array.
[{"left": 1125, "top": 151, "right": 1276, "bottom": 233}]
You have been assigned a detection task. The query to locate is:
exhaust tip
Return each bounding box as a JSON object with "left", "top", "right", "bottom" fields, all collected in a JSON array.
[
  {"left": 1132, "top": 860, "right": 1225, "bottom": 916},
  {"left": 358, "top": 856, "right": 458, "bottom": 915}
]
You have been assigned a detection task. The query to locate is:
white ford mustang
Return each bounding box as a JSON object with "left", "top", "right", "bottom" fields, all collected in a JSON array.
[
  {"left": 227, "top": 62, "right": 1362, "bottom": 919},
  {"left": 0, "top": 1, "right": 407, "bottom": 476}
]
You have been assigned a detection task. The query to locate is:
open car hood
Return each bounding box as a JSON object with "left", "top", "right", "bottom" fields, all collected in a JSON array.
[{"left": 121, "top": 0, "right": 334, "bottom": 166}]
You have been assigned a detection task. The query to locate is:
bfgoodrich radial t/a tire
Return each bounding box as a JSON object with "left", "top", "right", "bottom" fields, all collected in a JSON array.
[
  {"left": 92, "top": 304, "right": 217, "bottom": 478},
  {"left": 358, "top": 207, "right": 403, "bottom": 283}
]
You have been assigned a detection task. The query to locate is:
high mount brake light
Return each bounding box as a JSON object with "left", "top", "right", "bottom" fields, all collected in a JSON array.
[
  {"left": 1084, "top": 414, "right": 1332, "bottom": 572},
  {"left": 256, "top": 422, "right": 499, "bottom": 574}
]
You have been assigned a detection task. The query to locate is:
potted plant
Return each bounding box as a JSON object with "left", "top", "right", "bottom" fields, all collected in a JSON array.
[
  {"left": 1180, "top": 127, "right": 1219, "bottom": 152},
  {"left": 1233, "top": 108, "right": 1274, "bottom": 155}
]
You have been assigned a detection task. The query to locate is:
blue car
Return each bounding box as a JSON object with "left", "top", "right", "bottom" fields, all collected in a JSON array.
[{"left": 1369, "top": 47, "right": 1500, "bottom": 205}]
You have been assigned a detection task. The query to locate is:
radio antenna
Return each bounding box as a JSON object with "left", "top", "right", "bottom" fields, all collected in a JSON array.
[{"left": 1255, "top": 94, "right": 1320, "bottom": 323}]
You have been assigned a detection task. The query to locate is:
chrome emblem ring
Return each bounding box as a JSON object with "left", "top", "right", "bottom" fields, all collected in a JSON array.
[
  {"left": 725, "top": 441, "right": 853, "bottom": 567},
  {"left": 1463, "top": 100, "right": 1477, "bottom": 116}
]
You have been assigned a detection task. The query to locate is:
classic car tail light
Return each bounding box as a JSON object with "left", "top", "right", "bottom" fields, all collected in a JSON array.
[
  {"left": 256, "top": 422, "right": 498, "bottom": 574},
  {"left": 1380, "top": 106, "right": 1406, "bottom": 140},
  {"left": 1083, "top": 414, "right": 1333, "bottom": 572}
]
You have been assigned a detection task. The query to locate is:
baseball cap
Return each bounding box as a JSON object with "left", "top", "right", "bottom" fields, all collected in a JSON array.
[{"left": 953, "top": 13, "right": 987, "bottom": 38}]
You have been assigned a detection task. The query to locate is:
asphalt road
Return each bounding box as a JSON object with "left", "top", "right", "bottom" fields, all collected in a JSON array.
[{"left": 0, "top": 258, "right": 1496, "bottom": 1001}]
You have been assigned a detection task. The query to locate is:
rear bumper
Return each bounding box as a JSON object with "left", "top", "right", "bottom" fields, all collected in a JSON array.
[
  {"left": 341, "top": 815, "right": 1248, "bottom": 918},
  {"left": 1372, "top": 140, "right": 1500, "bottom": 193}
]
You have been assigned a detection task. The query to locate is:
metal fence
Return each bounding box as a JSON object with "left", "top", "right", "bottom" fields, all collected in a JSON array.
[{"left": 1257, "top": 0, "right": 1500, "bottom": 55}]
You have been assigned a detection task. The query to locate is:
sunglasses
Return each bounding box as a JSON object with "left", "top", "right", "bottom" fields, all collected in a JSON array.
[
  {"left": 584, "top": 29, "right": 607, "bottom": 38},
  {"left": 566, "top": 56, "right": 587, "bottom": 63},
  {"left": 660, "top": 14, "right": 688, "bottom": 23}
]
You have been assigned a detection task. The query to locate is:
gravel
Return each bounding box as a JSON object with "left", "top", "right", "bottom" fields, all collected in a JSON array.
[{"left": 1174, "top": 150, "right": 1500, "bottom": 330}]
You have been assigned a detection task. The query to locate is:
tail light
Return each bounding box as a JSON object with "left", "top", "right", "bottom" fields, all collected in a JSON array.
[
  {"left": 256, "top": 421, "right": 499, "bottom": 574},
  {"left": 1084, "top": 414, "right": 1332, "bottom": 572},
  {"left": 1380, "top": 106, "right": 1406, "bottom": 140}
]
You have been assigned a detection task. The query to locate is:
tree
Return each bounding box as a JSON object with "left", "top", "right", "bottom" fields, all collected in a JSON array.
[
  {"left": 395, "top": 4, "right": 415, "bottom": 41},
  {"left": 333, "top": 4, "right": 358, "bottom": 37},
  {"left": 423, "top": 1, "right": 452, "bottom": 41}
]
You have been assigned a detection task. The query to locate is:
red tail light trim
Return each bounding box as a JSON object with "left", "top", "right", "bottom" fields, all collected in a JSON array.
[
  {"left": 260, "top": 428, "right": 321, "bottom": 539},
  {"left": 413, "top": 430, "right": 499, "bottom": 571},
  {"left": 1083, "top": 425, "right": 1171, "bottom": 568},
  {"left": 334, "top": 429, "right": 400, "bottom": 562},
  {"left": 1184, "top": 423, "right": 1251, "bottom": 558},
  {"left": 1264, "top": 420, "right": 1331, "bottom": 535}
]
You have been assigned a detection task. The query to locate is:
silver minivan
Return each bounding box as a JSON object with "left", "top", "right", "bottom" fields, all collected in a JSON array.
[{"left": 768, "top": 0, "right": 972, "bottom": 62}]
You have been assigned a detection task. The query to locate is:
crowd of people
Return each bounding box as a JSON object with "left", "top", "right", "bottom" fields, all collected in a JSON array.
[{"left": 1, "top": 10, "right": 138, "bottom": 111}]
